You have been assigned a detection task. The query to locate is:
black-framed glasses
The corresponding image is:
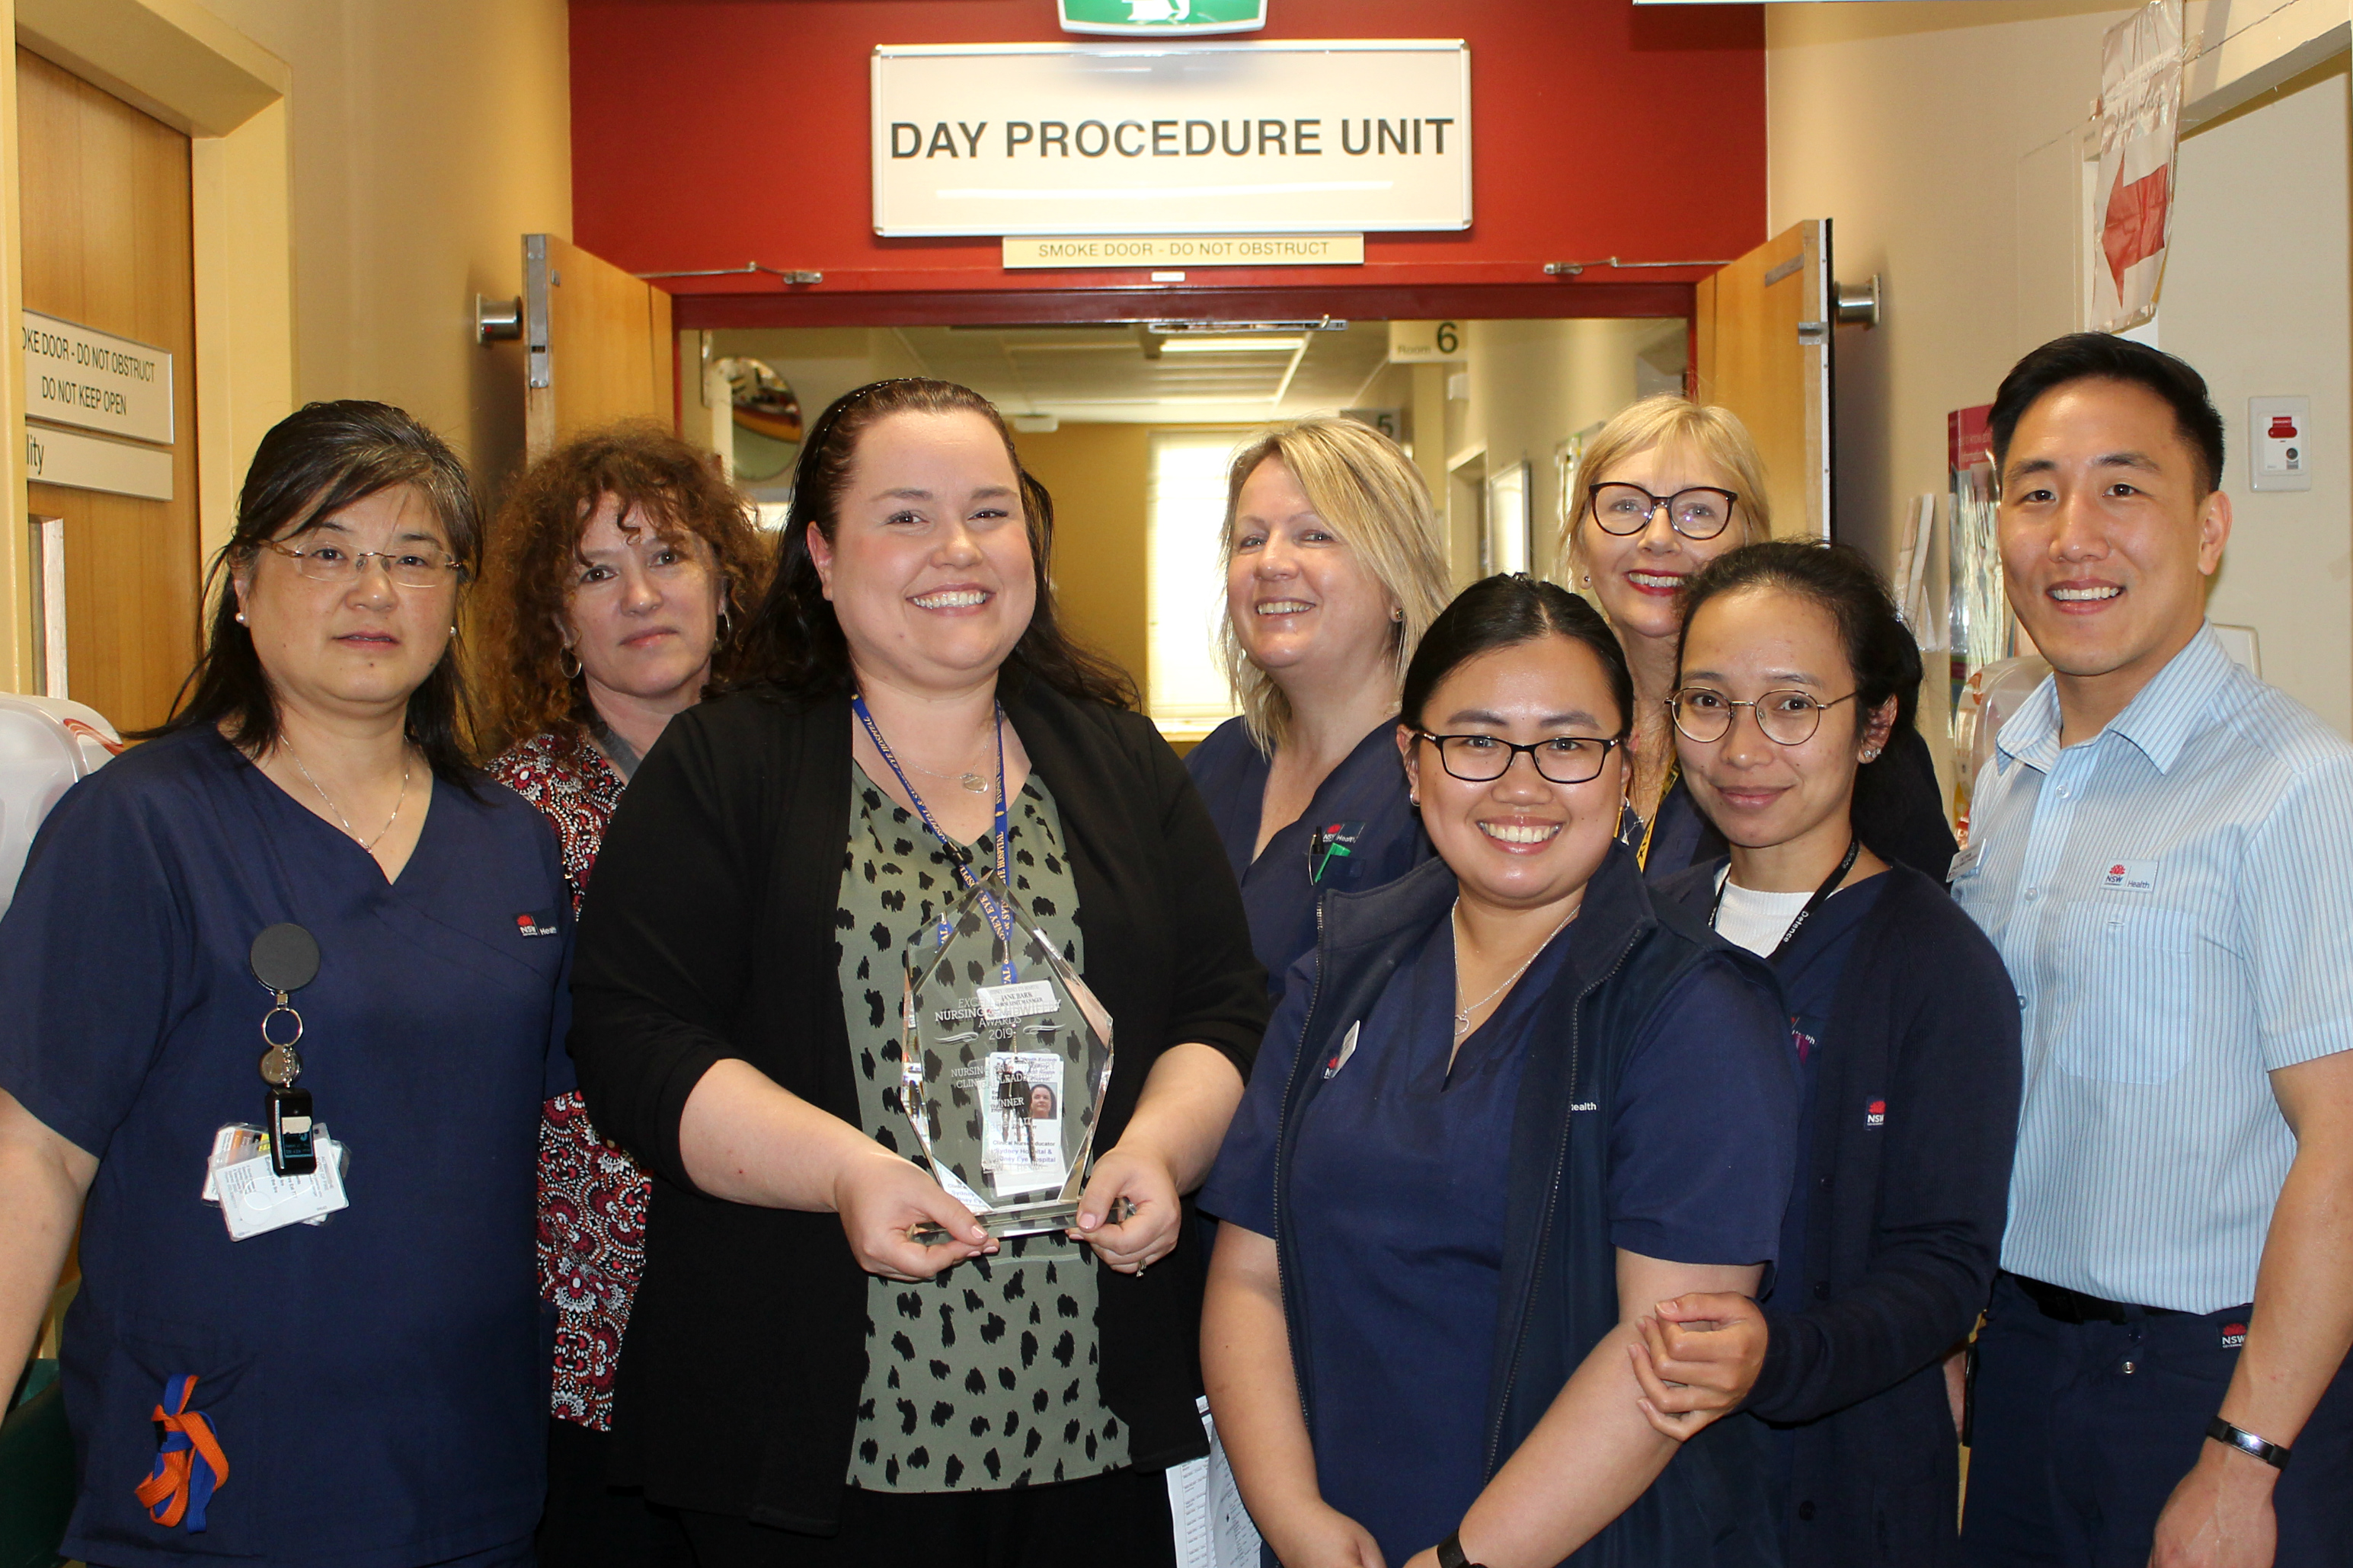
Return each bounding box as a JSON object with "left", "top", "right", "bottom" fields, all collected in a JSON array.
[
  {"left": 264, "top": 538, "right": 465, "bottom": 589},
  {"left": 1669, "top": 688, "right": 1859, "bottom": 746},
  {"left": 1587, "top": 482, "right": 1740, "bottom": 540},
  {"left": 1413, "top": 730, "right": 1626, "bottom": 786}
]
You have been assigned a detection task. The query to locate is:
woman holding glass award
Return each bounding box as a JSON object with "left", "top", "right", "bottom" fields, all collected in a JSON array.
[
  {"left": 570, "top": 378, "right": 1268, "bottom": 1566},
  {"left": 1200, "top": 574, "right": 1801, "bottom": 1568}
]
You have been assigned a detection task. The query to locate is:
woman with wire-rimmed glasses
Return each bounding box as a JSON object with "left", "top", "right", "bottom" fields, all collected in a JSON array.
[
  {"left": 1201, "top": 573, "right": 1800, "bottom": 1568},
  {"left": 1555, "top": 397, "right": 1955, "bottom": 883},
  {"left": 0, "top": 401, "right": 575, "bottom": 1566},
  {"left": 1632, "top": 541, "right": 2021, "bottom": 1568}
]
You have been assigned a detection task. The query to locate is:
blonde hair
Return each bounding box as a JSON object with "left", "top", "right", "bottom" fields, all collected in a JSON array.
[
  {"left": 1218, "top": 417, "right": 1453, "bottom": 752},
  {"left": 1557, "top": 394, "right": 1774, "bottom": 589}
]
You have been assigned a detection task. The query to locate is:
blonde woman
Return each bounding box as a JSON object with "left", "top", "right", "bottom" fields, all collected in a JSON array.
[
  {"left": 1187, "top": 416, "right": 1453, "bottom": 1002},
  {"left": 1560, "top": 395, "right": 1955, "bottom": 879}
]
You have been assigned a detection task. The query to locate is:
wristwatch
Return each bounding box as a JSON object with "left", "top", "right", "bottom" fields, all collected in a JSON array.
[
  {"left": 2206, "top": 1416, "right": 2292, "bottom": 1471},
  {"left": 1437, "top": 1531, "right": 1488, "bottom": 1568}
]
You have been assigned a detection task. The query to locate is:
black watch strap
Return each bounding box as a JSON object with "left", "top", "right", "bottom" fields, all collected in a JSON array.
[
  {"left": 2207, "top": 1416, "right": 2292, "bottom": 1471},
  {"left": 1437, "top": 1531, "right": 1487, "bottom": 1568}
]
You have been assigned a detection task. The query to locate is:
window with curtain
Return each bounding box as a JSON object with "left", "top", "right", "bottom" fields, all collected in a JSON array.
[{"left": 1146, "top": 430, "right": 1248, "bottom": 736}]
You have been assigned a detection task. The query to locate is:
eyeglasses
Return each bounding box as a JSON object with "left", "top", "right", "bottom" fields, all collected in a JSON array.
[
  {"left": 1587, "top": 482, "right": 1741, "bottom": 541},
  {"left": 1669, "top": 688, "right": 1860, "bottom": 746},
  {"left": 264, "top": 538, "right": 465, "bottom": 589},
  {"left": 1413, "top": 730, "right": 1626, "bottom": 786}
]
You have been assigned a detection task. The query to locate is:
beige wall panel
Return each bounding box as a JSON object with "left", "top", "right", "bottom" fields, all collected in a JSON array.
[
  {"left": 1015, "top": 422, "right": 1154, "bottom": 696},
  {"left": 19, "top": 46, "right": 200, "bottom": 732}
]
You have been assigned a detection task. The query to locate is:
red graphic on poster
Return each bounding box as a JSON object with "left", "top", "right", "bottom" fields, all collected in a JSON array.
[{"left": 2102, "top": 161, "right": 2172, "bottom": 295}]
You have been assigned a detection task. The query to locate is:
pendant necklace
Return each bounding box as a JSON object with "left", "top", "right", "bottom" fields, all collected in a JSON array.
[
  {"left": 286, "top": 745, "right": 411, "bottom": 851},
  {"left": 1452, "top": 899, "right": 1579, "bottom": 1037},
  {"left": 901, "top": 757, "right": 993, "bottom": 794}
]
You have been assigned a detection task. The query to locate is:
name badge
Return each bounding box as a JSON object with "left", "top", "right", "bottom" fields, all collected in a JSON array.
[
  {"left": 1308, "top": 821, "right": 1367, "bottom": 885},
  {"left": 976, "top": 980, "right": 1058, "bottom": 1020},
  {"left": 1322, "top": 1021, "right": 1360, "bottom": 1079},
  {"left": 202, "top": 1123, "right": 350, "bottom": 1240},
  {"left": 2102, "top": 859, "right": 2156, "bottom": 893}
]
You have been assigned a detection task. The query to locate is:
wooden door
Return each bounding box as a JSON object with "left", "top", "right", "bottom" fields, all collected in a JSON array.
[
  {"left": 18, "top": 48, "right": 201, "bottom": 731},
  {"left": 523, "top": 234, "right": 676, "bottom": 461},
  {"left": 1693, "top": 220, "right": 1831, "bottom": 541}
]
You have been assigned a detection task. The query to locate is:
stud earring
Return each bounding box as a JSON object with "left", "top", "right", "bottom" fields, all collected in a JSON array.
[
  {"left": 1581, "top": 573, "right": 1592, "bottom": 588},
  {"left": 1390, "top": 606, "right": 1405, "bottom": 624},
  {"left": 1861, "top": 747, "right": 1882, "bottom": 762},
  {"left": 234, "top": 611, "right": 248, "bottom": 625}
]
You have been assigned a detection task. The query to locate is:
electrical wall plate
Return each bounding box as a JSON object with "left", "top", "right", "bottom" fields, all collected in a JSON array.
[{"left": 2249, "top": 396, "right": 2313, "bottom": 493}]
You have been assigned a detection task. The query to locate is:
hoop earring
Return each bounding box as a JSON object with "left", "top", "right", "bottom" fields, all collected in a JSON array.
[
  {"left": 559, "top": 647, "right": 582, "bottom": 680},
  {"left": 717, "top": 607, "right": 734, "bottom": 645}
]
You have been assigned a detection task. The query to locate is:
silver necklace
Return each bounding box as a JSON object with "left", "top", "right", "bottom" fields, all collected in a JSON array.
[
  {"left": 286, "top": 746, "right": 411, "bottom": 851},
  {"left": 901, "top": 758, "right": 992, "bottom": 794},
  {"left": 1451, "top": 899, "right": 1579, "bottom": 1036}
]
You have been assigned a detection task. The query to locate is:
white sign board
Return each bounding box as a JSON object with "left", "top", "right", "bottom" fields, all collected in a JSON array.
[
  {"left": 26, "top": 426, "right": 173, "bottom": 501},
  {"left": 21, "top": 311, "right": 173, "bottom": 445},
  {"left": 873, "top": 41, "right": 1470, "bottom": 237}
]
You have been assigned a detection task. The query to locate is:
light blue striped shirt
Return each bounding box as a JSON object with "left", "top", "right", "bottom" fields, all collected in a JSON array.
[{"left": 1952, "top": 625, "right": 2353, "bottom": 1312}]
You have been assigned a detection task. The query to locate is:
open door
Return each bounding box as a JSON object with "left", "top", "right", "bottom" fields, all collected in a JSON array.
[
  {"left": 1693, "top": 220, "right": 1831, "bottom": 541},
  {"left": 523, "top": 234, "right": 677, "bottom": 461}
]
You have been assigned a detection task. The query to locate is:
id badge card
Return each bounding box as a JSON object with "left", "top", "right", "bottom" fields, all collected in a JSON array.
[{"left": 203, "top": 1122, "right": 350, "bottom": 1240}]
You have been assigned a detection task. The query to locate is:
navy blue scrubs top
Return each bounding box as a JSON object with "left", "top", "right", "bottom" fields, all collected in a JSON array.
[
  {"left": 1203, "top": 912, "right": 1796, "bottom": 1565},
  {"left": 1709, "top": 867, "right": 1888, "bottom": 1508},
  {"left": 0, "top": 727, "right": 572, "bottom": 1568},
  {"left": 1185, "top": 717, "right": 1428, "bottom": 1004}
]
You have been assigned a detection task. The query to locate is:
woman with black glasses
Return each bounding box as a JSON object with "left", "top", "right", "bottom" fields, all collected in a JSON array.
[
  {"left": 0, "top": 403, "right": 572, "bottom": 1566},
  {"left": 1633, "top": 541, "right": 2021, "bottom": 1568},
  {"left": 1200, "top": 574, "right": 1800, "bottom": 1568},
  {"left": 1556, "top": 396, "right": 1955, "bottom": 881}
]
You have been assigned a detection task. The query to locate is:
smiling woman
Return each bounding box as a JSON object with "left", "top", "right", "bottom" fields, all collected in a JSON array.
[
  {"left": 567, "top": 379, "right": 1268, "bottom": 1565},
  {"left": 1200, "top": 573, "right": 1802, "bottom": 1568}
]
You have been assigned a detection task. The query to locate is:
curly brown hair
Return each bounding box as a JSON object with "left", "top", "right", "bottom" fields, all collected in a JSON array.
[{"left": 475, "top": 420, "right": 773, "bottom": 754}]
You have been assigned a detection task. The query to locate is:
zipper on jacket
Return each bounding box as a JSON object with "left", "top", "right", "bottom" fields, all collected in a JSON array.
[{"left": 1483, "top": 934, "right": 1636, "bottom": 1475}]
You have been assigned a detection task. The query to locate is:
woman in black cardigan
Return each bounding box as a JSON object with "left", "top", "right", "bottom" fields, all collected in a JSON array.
[
  {"left": 1635, "top": 541, "right": 2023, "bottom": 1567},
  {"left": 569, "top": 379, "right": 1268, "bottom": 1565}
]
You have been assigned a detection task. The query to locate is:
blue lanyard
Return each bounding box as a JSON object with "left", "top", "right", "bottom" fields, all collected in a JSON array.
[{"left": 852, "top": 695, "right": 1018, "bottom": 977}]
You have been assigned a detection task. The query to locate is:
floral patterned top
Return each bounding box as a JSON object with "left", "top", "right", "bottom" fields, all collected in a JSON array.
[{"left": 491, "top": 730, "right": 645, "bottom": 1432}]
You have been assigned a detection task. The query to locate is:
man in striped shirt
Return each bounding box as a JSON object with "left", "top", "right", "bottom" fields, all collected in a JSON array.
[{"left": 1953, "top": 334, "right": 2353, "bottom": 1568}]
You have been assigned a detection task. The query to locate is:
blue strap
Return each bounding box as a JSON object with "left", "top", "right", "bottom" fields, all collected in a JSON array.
[{"left": 852, "top": 695, "right": 1018, "bottom": 981}]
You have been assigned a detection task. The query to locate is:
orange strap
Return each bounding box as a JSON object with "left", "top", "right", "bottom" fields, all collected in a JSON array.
[{"left": 134, "top": 1373, "right": 229, "bottom": 1531}]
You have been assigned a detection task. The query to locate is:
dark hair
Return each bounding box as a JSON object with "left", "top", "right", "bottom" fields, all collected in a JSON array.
[
  {"left": 1674, "top": 540, "right": 1926, "bottom": 850},
  {"left": 1401, "top": 573, "right": 1634, "bottom": 738},
  {"left": 748, "top": 378, "right": 1135, "bottom": 708},
  {"left": 1988, "top": 332, "right": 2226, "bottom": 495},
  {"left": 142, "top": 401, "right": 482, "bottom": 781},
  {"left": 475, "top": 420, "right": 773, "bottom": 755}
]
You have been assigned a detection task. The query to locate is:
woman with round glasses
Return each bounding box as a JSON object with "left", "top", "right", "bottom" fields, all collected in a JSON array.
[
  {"left": 0, "top": 402, "right": 574, "bottom": 1566},
  {"left": 1202, "top": 574, "right": 1800, "bottom": 1568},
  {"left": 475, "top": 422, "right": 769, "bottom": 1564},
  {"left": 1559, "top": 397, "right": 1954, "bottom": 881},
  {"left": 1632, "top": 541, "right": 2021, "bottom": 1568},
  {"left": 1187, "top": 417, "right": 1452, "bottom": 1004}
]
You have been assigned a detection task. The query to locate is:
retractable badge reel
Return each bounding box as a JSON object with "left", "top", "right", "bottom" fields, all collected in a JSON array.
[{"left": 250, "top": 923, "right": 321, "bottom": 1177}]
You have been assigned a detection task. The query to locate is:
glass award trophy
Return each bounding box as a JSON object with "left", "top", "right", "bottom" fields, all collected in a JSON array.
[{"left": 901, "top": 874, "right": 1114, "bottom": 1238}]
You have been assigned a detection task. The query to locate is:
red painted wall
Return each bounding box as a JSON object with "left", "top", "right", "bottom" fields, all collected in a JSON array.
[{"left": 568, "top": 0, "right": 1765, "bottom": 305}]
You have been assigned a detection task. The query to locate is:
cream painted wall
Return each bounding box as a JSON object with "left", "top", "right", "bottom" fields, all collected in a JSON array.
[
  {"left": 2165, "top": 63, "right": 2353, "bottom": 736},
  {"left": 186, "top": 0, "right": 572, "bottom": 497},
  {"left": 1766, "top": 1, "right": 2353, "bottom": 764}
]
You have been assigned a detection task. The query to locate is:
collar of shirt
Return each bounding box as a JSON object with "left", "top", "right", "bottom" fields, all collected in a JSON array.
[{"left": 1997, "top": 622, "right": 2236, "bottom": 778}]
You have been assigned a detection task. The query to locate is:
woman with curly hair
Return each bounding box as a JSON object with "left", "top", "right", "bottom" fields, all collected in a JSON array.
[{"left": 475, "top": 420, "right": 770, "bottom": 1565}]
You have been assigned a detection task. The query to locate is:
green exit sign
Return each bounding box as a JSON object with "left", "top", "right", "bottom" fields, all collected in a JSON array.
[{"left": 1058, "top": 0, "right": 1268, "bottom": 36}]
